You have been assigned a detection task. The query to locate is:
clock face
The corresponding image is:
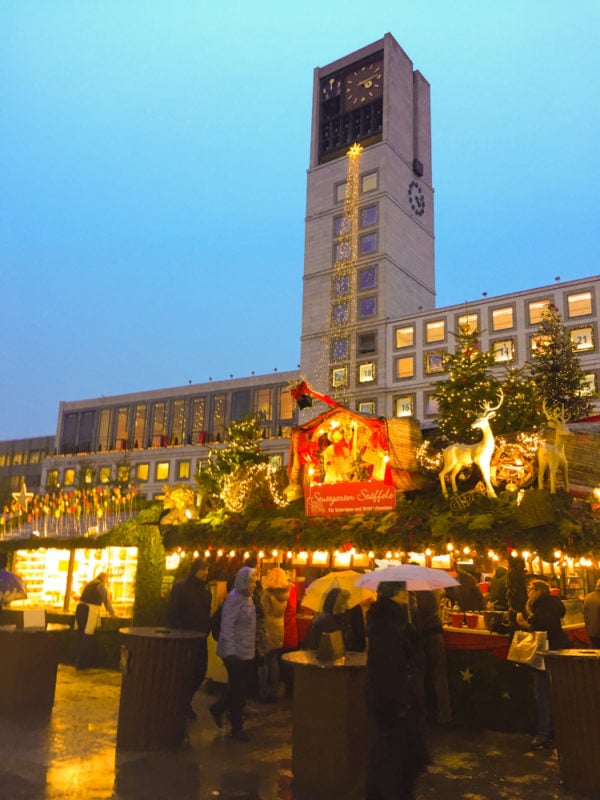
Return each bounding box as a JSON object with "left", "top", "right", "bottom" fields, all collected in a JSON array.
[
  {"left": 344, "top": 61, "right": 383, "bottom": 107},
  {"left": 408, "top": 181, "right": 426, "bottom": 217},
  {"left": 321, "top": 75, "right": 342, "bottom": 102}
]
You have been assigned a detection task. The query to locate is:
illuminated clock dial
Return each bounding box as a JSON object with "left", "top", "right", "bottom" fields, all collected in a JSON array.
[{"left": 344, "top": 61, "right": 383, "bottom": 107}]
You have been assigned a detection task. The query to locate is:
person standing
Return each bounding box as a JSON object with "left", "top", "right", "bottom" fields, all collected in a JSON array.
[
  {"left": 258, "top": 567, "right": 290, "bottom": 702},
  {"left": 365, "top": 581, "right": 430, "bottom": 800},
  {"left": 583, "top": 578, "right": 600, "bottom": 647},
  {"left": 74, "top": 572, "right": 116, "bottom": 670},
  {"left": 516, "top": 579, "right": 571, "bottom": 749},
  {"left": 209, "top": 566, "right": 258, "bottom": 741},
  {"left": 167, "top": 557, "right": 212, "bottom": 719},
  {"left": 414, "top": 588, "right": 452, "bottom": 725}
]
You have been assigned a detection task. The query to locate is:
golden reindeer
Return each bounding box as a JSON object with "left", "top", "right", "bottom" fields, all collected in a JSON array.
[
  {"left": 537, "top": 400, "right": 571, "bottom": 493},
  {"left": 439, "top": 390, "right": 504, "bottom": 499}
]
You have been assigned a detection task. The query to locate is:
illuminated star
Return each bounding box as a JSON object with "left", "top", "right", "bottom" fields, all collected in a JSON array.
[
  {"left": 12, "top": 482, "right": 34, "bottom": 511},
  {"left": 502, "top": 691, "right": 511, "bottom": 700},
  {"left": 460, "top": 667, "right": 474, "bottom": 683}
]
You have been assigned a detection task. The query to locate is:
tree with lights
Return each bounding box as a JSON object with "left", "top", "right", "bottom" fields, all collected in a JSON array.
[
  {"left": 527, "top": 304, "right": 592, "bottom": 421},
  {"left": 433, "top": 326, "right": 500, "bottom": 442},
  {"left": 196, "top": 416, "right": 267, "bottom": 509}
]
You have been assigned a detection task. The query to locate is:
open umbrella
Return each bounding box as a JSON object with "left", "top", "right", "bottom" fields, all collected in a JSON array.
[
  {"left": 0, "top": 570, "right": 27, "bottom": 605},
  {"left": 355, "top": 564, "right": 459, "bottom": 592},
  {"left": 302, "top": 570, "right": 375, "bottom": 612}
]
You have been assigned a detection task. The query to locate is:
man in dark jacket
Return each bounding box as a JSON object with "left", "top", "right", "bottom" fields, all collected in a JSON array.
[
  {"left": 167, "top": 557, "right": 211, "bottom": 719},
  {"left": 365, "top": 581, "right": 429, "bottom": 800},
  {"left": 414, "top": 589, "right": 452, "bottom": 725}
]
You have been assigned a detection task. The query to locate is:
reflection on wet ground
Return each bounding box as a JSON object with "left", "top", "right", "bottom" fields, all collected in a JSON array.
[{"left": 0, "top": 665, "right": 590, "bottom": 800}]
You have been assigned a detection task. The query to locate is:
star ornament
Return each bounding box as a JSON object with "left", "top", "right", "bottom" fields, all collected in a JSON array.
[
  {"left": 12, "top": 482, "right": 34, "bottom": 511},
  {"left": 460, "top": 667, "right": 474, "bottom": 683}
]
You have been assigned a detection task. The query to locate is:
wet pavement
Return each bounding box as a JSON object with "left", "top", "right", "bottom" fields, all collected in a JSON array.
[{"left": 0, "top": 665, "right": 593, "bottom": 800}]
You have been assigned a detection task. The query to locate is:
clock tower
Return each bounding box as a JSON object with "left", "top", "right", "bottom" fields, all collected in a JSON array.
[{"left": 300, "top": 33, "right": 435, "bottom": 416}]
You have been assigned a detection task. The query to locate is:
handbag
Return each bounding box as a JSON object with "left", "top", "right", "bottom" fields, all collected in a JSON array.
[{"left": 507, "top": 630, "right": 548, "bottom": 670}]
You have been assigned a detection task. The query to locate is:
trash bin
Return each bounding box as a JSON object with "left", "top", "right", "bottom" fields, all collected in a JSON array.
[
  {"left": 0, "top": 625, "right": 69, "bottom": 717},
  {"left": 116, "top": 627, "right": 204, "bottom": 751},
  {"left": 544, "top": 649, "right": 600, "bottom": 797}
]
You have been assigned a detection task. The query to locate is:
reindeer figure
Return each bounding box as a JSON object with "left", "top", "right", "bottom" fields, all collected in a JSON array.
[
  {"left": 439, "top": 390, "right": 504, "bottom": 499},
  {"left": 537, "top": 400, "right": 571, "bottom": 493}
]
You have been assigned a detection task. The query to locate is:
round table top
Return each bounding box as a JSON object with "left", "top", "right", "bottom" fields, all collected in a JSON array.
[
  {"left": 119, "top": 627, "right": 206, "bottom": 640},
  {"left": 282, "top": 650, "right": 367, "bottom": 669}
]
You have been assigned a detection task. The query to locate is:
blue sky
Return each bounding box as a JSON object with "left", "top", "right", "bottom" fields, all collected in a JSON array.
[{"left": 1, "top": 1, "right": 599, "bottom": 439}]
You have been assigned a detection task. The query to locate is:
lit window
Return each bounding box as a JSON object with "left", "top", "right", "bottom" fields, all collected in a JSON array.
[
  {"left": 136, "top": 464, "right": 149, "bottom": 482},
  {"left": 269, "top": 454, "right": 283, "bottom": 470},
  {"left": 83, "top": 468, "right": 93, "bottom": 485},
  {"left": 458, "top": 313, "right": 478, "bottom": 334},
  {"left": 99, "top": 467, "right": 111, "bottom": 484},
  {"left": 64, "top": 469, "right": 75, "bottom": 486},
  {"left": 426, "top": 320, "right": 445, "bottom": 343},
  {"left": 334, "top": 216, "right": 351, "bottom": 236},
  {"left": 358, "top": 296, "right": 377, "bottom": 318},
  {"left": 570, "top": 326, "right": 594, "bottom": 351},
  {"left": 156, "top": 462, "right": 169, "bottom": 481},
  {"left": 177, "top": 461, "right": 191, "bottom": 480},
  {"left": 255, "top": 388, "right": 272, "bottom": 420},
  {"left": 361, "top": 172, "right": 378, "bottom": 192},
  {"left": 530, "top": 334, "right": 551, "bottom": 354},
  {"left": 47, "top": 470, "right": 59, "bottom": 488},
  {"left": 335, "top": 241, "right": 351, "bottom": 262},
  {"left": 358, "top": 266, "right": 377, "bottom": 291},
  {"left": 395, "top": 326, "right": 415, "bottom": 348},
  {"left": 332, "top": 367, "right": 348, "bottom": 388},
  {"left": 332, "top": 338, "right": 349, "bottom": 360},
  {"left": 359, "top": 232, "right": 377, "bottom": 255},
  {"left": 492, "top": 339, "right": 515, "bottom": 362},
  {"left": 279, "top": 386, "right": 294, "bottom": 420},
  {"left": 425, "top": 394, "right": 439, "bottom": 415},
  {"left": 424, "top": 351, "right": 445, "bottom": 374},
  {"left": 332, "top": 303, "right": 349, "bottom": 324},
  {"left": 528, "top": 299, "right": 551, "bottom": 325},
  {"left": 357, "top": 332, "right": 376, "bottom": 355},
  {"left": 358, "top": 401, "right": 376, "bottom": 415},
  {"left": 395, "top": 396, "right": 414, "bottom": 417},
  {"left": 335, "top": 182, "right": 347, "bottom": 202},
  {"left": 492, "top": 307, "right": 514, "bottom": 331},
  {"left": 360, "top": 205, "right": 377, "bottom": 227},
  {"left": 333, "top": 275, "right": 350, "bottom": 296},
  {"left": 359, "top": 363, "right": 376, "bottom": 383},
  {"left": 580, "top": 374, "right": 597, "bottom": 396},
  {"left": 567, "top": 291, "right": 592, "bottom": 318},
  {"left": 395, "top": 356, "right": 415, "bottom": 379},
  {"left": 118, "top": 465, "right": 130, "bottom": 484}
]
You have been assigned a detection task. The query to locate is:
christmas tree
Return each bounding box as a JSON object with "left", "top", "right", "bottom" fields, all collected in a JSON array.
[
  {"left": 528, "top": 303, "right": 592, "bottom": 421},
  {"left": 433, "top": 326, "right": 500, "bottom": 442}
]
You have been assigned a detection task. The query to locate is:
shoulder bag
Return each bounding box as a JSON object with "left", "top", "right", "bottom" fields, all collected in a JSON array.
[{"left": 506, "top": 629, "right": 548, "bottom": 670}]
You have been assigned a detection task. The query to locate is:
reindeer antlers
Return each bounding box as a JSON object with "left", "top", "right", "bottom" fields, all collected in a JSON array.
[
  {"left": 480, "top": 388, "right": 504, "bottom": 417},
  {"left": 542, "top": 398, "right": 569, "bottom": 424}
]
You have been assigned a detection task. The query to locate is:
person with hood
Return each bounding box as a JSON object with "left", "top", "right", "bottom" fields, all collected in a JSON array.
[
  {"left": 516, "top": 579, "right": 572, "bottom": 749},
  {"left": 258, "top": 566, "right": 290, "bottom": 702},
  {"left": 365, "top": 581, "right": 429, "bottom": 800},
  {"left": 209, "top": 566, "right": 258, "bottom": 741},
  {"left": 167, "top": 557, "right": 212, "bottom": 719},
  {"left": 302, "top": 586, "right": 365, "bottom": 652}
]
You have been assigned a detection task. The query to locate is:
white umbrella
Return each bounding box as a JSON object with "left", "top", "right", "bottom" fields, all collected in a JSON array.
[
  {"left": 355, "top": 564, "right": 459, "bottom": 592},
  {"left": 302, "top": 570, "right": 375, "bottom": 612}
]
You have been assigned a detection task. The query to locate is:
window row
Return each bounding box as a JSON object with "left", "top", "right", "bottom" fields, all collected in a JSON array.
[
  {"left": 393, "top": 372, "right": 598, "bottom": 419},
  {"left": 331, "top": 362, "right": 377, "bottom": 388},
  {"left": 335, "top": 170, "right": 378, "bottom": 203},
  {"left": 395, "top": 326, "right": 597, "bottom": 380},
  {"left": 332, "top": 265, "right": 377, "bottom": 297},
  {"left": 395, "top": 291, "right": 595, "bottom": 350}
]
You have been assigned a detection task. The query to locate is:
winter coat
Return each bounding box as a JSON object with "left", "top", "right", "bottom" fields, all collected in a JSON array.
[
  {"left": 302, "top": 587, "right": 365, "bottom": 652},
  {"left": 167, "top": 574, "right": 211, "bottom": 633},
  {"left": 216, "top": 567, "right": 257, "bottom": 661},
  {"left": 261, "top": 586, "right": 289, "bottom": 653},
  {"left": 283, "top": 582, "right": 299, "bottom": 649},
  {"left": 527, "top": 592, "right": 572, "bottom": 650}
]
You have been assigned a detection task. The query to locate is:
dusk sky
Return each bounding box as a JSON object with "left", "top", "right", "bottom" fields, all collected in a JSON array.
[{"left": 2, "top": 1, "right": 599, "bottom": 440}]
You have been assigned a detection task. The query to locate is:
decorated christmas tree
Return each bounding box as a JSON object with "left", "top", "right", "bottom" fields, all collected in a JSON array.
[
  {"left": 433, "top": 326, "right": 500, "bottom": 442},
  {"left": 528, "top": 303, "right": 592, "bottom": 421}
]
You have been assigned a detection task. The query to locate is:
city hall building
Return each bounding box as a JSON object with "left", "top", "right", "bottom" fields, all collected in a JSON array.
[{"left": 3, "top": 33, "right": 600, "bottom": 502}]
